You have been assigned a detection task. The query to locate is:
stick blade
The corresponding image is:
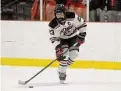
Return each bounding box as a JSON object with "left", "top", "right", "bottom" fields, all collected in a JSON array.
[{"left": 18, "top": 80, "right": 26, "bottom": 85}]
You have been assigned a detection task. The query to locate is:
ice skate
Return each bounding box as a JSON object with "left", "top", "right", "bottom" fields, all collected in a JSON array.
[{"left": 58, "top": 72, "right": 66, "bottom": 84}]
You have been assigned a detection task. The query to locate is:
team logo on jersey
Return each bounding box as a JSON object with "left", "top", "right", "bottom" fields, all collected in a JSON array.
[{"left": 60, "top": 22, "right": 77, "bottom": 36}]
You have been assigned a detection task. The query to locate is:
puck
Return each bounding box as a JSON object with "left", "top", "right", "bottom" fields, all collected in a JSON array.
[{"left": 29, "top": 86, "right": 33, "bottom": 88}]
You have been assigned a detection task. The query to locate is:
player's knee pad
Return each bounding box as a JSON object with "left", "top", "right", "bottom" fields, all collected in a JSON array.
[{"left": 69, "top": 48, "right": 79, "bottom": 60}]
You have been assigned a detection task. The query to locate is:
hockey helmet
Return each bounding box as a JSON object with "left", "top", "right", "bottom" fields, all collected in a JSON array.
[
  {"left": 72, "top": 0, "right": 82, "bottom": 3},
  {"left": 54, "top": 4, "right": 66, "bottom": 25}
]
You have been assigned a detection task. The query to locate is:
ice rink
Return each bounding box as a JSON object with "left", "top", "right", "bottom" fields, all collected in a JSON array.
[{"left": 1, "top": 66, "right": 121, "bottom": 91}]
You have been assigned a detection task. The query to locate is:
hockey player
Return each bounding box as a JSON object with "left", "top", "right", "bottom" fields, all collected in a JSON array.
[{"left": 48, "top": 4, "right": 87, "bottom": 83}]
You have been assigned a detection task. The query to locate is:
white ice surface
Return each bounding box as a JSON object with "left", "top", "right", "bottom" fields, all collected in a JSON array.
[{"left": 1, "top": 66, "right": 121, "bottom": 91}]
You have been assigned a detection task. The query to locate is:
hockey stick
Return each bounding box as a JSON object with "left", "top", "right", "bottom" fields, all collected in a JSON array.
[
  {"left": 18, "top": 59, "right": 56, "bottom": 85},
  {"left": 18, "top": 49, "right": 69, "bottom": 85},
  {"left": 18, "top": 24, "right": 87, "bottom": 85}
]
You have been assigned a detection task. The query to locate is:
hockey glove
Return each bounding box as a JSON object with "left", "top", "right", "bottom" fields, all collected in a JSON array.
[{"left": 76, "top": 32, "right": 86, "bottom": 46}]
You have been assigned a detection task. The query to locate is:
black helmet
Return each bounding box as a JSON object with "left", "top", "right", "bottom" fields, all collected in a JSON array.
[
  {"left": 54, "top": 4, "right": 66, "bottom": 25},
  {"left": 72, "top": 0, "right": 80, "bottom": 3}
]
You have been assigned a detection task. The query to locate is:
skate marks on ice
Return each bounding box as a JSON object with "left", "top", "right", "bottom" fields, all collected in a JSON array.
[
  {"left": 30, "top": 82, "right": 68, "bottom": 86},
  {"left": 17, "top": 77, "right": 121, "bottom": 88},
  {"left": 67, "top": 81, "right": 121, "bottom": 85},
  {"left": 17, "top": 81, "right": 121, "bottom": 89},
  {"left": 17, "top": 82, "right": 68, "bottom": 88}
]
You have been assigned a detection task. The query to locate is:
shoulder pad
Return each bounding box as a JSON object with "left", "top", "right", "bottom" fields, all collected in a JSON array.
[
  {"left": 66, "top": 12, "right": 75, "bottom": 19},
  {"left": 49, "top": 18, "right": 59, "bottom": 29}
]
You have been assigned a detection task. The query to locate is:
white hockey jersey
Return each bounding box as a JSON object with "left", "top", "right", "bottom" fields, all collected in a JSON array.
[{"left": 48, "top": 12, "right": 87, "bottom": 48}]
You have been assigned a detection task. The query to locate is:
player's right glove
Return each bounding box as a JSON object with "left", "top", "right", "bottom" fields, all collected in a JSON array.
[{"left": 76, "top": 32, "right": 86, "bottom": 47}]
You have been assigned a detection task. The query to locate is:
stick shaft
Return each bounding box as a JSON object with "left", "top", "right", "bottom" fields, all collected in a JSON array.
[
  {"left": 24, "top": 59, "right": 57, "bottom": 84},
  {"left": 22, "top": 40, "right": 77, "bottom": 85}
]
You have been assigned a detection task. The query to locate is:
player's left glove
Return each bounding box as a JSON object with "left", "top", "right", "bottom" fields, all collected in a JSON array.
[{"left": 76, "top": 32, "right": 86, "bottom": 46}]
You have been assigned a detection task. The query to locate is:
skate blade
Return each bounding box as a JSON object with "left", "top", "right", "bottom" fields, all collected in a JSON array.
[{"left": 60, "top": 80, "right": 65, "bottom": 84}]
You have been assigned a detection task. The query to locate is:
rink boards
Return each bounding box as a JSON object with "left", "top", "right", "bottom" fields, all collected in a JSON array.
[
  {"left": 1, "top": 21, "right": 121, "bottom": 70},
  {"left": 1, "top": 57, "right": 121, "bottom": 70}
]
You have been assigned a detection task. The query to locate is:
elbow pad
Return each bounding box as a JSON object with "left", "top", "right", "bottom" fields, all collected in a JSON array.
[
  {"left": 50, "top": 37, "right": 60, "bottom": 48},
  {"left": 77, "top": 32, "right": 86, "bottom": 42}
]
